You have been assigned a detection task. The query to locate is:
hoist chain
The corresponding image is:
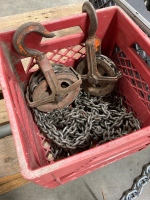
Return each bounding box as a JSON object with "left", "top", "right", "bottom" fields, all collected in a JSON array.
[
  {"left": 120, "top": 163, "right": 150, "bottom": 200},
  {"left": 27, "top": 69, "right": 140, "bottom": 160}
]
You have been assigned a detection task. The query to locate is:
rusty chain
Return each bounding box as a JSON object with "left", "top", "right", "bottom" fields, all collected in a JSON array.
[
  {"left": 13, "top": 2, "right": 148, "bottom": 199},
  {"left": 27, "top": 66, "right": 141, "bottom": 159}
]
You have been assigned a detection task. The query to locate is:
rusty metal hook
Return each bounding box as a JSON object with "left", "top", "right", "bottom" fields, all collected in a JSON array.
[
  {"left": 13, "top": 22, "right": 82, "bottom": 112},
  {"left": 13, "top": 22, "right": 55, "bottom": 60},
  {"left": 76, "top": 1, "right": 121, "bottom": 96},
  {"left": 82, "top": 1, "right": 98, "bottom": 38}
]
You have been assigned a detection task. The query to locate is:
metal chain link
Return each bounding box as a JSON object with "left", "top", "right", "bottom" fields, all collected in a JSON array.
[
  {"left": 26, "top": 66, "right": 150, "bottom": 200},
  {"left": 27, "top": 68, "right": 141, "bottom": 159},
  {"left": 31, "top": 90, "right": 140, "bottom": 159},
  {"left": 120, "top": 163, "right": 150, "bottom": 200}
]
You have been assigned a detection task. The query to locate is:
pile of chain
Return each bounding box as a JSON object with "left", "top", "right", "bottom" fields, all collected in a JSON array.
[{"left": 30, "top": 82, "right": 141, "bottom": 160}]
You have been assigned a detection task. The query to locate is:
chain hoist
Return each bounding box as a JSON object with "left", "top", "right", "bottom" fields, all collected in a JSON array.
[
  {"left": 76, "top": 1, "right": 121, "bottom": 96},
  {"left": 12, "top": 1, "right": 147, "bottom": 199},
  {"left": 12, "top": 0, "right": 141, "bottom": 158},
  {"left": 25, "top": 56, "right": 140, "bottom": 158},
  {"left": 13, "top": 22, "right": 82, "bottom": 112},
  {"left": 11, "top": 1, "right": 150, "bottom": 200}
]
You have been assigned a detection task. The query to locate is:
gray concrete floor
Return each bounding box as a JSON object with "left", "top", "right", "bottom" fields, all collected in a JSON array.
[
  {"left": 1, "top": 146, "right": 150, "bottom": 200},
  {"left": 0, "top": 0, "right": 150, "bottom": 200}
]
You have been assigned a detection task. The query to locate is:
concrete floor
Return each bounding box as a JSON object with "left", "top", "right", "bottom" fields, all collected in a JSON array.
[
  {"left": 0, "top": 0, "right": 150, "bottom": 200},
  {"left": 1, "top": 146, "right": 150, "bottom": 200}
]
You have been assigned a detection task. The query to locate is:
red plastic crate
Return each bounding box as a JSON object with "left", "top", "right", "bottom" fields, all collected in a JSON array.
[{"left": 0, "top": 6, "right": 150, "bottom": 188}]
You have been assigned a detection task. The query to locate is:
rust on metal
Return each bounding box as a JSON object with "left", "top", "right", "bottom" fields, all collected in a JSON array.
[
  {"left": 32, "top": 72, "right": 81, "bottom": 112},
  {"left": 82, "top": 1, "right": 98, "bottom": 38},
  {"left": 76, "top": 1, "right": 121, "bottom": 96},
  {"left": 13, "top": 22, "right": 55, "bottom": 60},
  {"left": 13, "top": 22, "right": 82, "bottom": 112}
]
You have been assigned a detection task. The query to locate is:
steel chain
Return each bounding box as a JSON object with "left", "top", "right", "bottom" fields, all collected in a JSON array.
[
  {"left": 31, "top": 90, "right": 140, "bottom": 158},
  {"left": 120, "top": 163, "right": 150, "bottom": 200},
  {"left": 27, "top": 66, "right": 150, "bottom": 200},
  {"left": 27, "top": 68, "right": 141, "bottom": 160}
]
